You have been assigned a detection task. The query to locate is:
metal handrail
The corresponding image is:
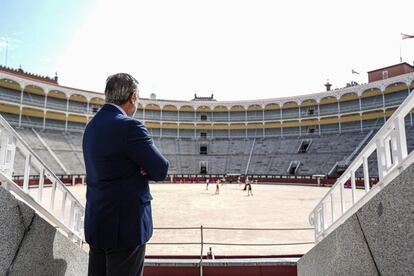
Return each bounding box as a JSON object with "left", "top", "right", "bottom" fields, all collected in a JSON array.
[
  {"left": 0, "top": 114, "right": 85, "bottom": 245},
  {"left": 149, "top": 225, "right": 314, "bottom": 275},
  {"left": 150, "top": 226, "right": 314, "bottom": 247},
  {"left": 309, "top": 89, "right": 414, "bottom": 242}
]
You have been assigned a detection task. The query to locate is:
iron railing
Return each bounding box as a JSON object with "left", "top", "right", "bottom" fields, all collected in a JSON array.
[{"left": 149, "top": 225, "right": 314, "bottom": 276}]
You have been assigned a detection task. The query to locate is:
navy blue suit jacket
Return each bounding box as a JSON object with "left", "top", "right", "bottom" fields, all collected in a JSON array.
[{"left": 83, "top": 104, "right": 169, "bottom": 249}]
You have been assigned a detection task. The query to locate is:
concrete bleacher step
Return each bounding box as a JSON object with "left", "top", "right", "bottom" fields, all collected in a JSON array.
[
  {"left": 0, "top": 187, "right": 88, "bottom": 275},
  {"left": 298, "top": 158, "right": 414, "bottom": 275}
]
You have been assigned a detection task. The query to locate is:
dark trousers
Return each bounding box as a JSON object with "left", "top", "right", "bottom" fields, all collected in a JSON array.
[{"left": 88, "top": 244, "right": 146, "bottom": 276}]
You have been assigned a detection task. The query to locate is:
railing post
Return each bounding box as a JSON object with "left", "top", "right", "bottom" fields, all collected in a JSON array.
[
  {"left": 38, "top": 168, "right": 45, "bottom": 203},
  {"left": 351, "top": 170, "right": 356, "bottom": 204},
  {"left": 376, "top": 138, "right": 386, "bottom": 181},
  {"left": 330, "top": 193, "right": 335, "bottom": 222},
  {"left": 69, "top": 201, "right": 75, "bottom": 229},
  {"left": 60, "top": 191, "right": 67, "bottom": 220},
  {"left": 73, "top": 206, "right": 79, "bottom": 233},
  {"left": 0, "top": 130, "right": 8, "bottom": 174},
  {"left": 200, "top": 225, "right": 204, "bottom": 276},
  {"left": 340, "top": 180, "right": 345, "bottom": 214},
  {"left": 393, "top": 115, "right": 408, "bottom": 163},
  {"left": 50, "top": 181, "right": 57, "bottom": 211},
  {"left": 23, "top": 154, "right": 31, "bottom": 192},
  {"left": 312, "top": 214, "right": 319, "bottom": 242},
  {"left": 363, "top": 156, "right": 370, "bottom": 193},
  {"left": 321, "top": 202, "right": 326, "bottom": 231}
]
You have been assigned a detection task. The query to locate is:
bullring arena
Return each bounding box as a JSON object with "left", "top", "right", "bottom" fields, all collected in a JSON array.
[
  {"left": 1, "top": 63, "right": 413, "bottom": 275},
  {"left": 27, "top": 182, "right": 365, "bottom": 256}
]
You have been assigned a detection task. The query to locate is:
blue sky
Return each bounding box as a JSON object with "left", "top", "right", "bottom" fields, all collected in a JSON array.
[
  {"left": 0, "top": 0, "right": 96, "bottom": 76},
  {"left": 1, "top": 0, "right": 413, "bottom": 101}
]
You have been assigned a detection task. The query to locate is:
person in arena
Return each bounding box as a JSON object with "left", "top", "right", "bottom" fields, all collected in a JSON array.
[
  {"left": 83, "top": 73, "right": 169, "bottom": 276},
  {"left": 247, "top": 181, "right": 253, "bottom": 196},
  {"left": 243, "top": 176, "right": 249, "bottom": 191},
  {"left": 207, "top": 247, "right": 215, "bottom": 259},
  {"left": 215, "top": 179, "right": 220, "bottom": 194},
  {"left": 206, "top": 178, "right": 210, "bottom": 190}
]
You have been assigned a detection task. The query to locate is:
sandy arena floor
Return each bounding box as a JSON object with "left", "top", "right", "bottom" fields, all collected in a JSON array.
[{"left": 27, "top": 182, "right": 365, "bottom": 256}]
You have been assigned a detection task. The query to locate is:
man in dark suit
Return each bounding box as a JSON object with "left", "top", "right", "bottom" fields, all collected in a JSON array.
[{"left": 83, "top": 73, "right": 169, "bottom": 276}]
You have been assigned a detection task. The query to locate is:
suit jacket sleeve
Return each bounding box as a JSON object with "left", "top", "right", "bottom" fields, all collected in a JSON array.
[{"left": 126, "top": 119, "right": 169, "bottom": 181}]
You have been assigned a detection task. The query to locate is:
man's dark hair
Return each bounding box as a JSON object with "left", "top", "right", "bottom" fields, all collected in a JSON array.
[{"left": 105, "top": 73, "right": 139, "bottom": 105}]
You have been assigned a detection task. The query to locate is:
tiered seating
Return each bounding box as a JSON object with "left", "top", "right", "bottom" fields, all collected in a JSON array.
[
  {"left": 14, "top": 128, "right": 64, "bottom": 175},
  {"left": 6, "top": 121, "right": 414, "bottom": 178}
]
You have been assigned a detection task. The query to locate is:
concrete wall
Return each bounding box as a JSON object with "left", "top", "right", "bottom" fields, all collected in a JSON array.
[
  {"left": 298, "top": 162, "right": 414, "bottom": 275},
  {"left": 0, "top": 186, "right": 88, "bottom": 275}
]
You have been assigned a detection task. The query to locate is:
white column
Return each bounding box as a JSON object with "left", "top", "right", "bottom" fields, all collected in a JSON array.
[
  {"left": 177, "top": 110, "right": 180, "bottom": 138},
  {"left": 281, "top": 122, "right": 283, "bottom": 137},
  {"left": 382, "top": 91, "right": 386, "bottom": 123},
  {"left": 18, "top": 87, "right": 24, "bottom": 127},
  {"left": 298, "top": 105, "right": 301, "bottom": 136},
  {"left": 318, "top": 118, "right": 321, "bottom": 136},
  {"left": 43, "top": 111, "right": 46, "bottom": 129},
  {"left": 43, "top": 94, "right": 48, "bottom": 129},
  {"left": 317, "top": 101, "right": 321, "bottom": 135},
  {"left": 280, "top": 106, "right": 282, "bottom": 121},
  {"left": 408, "top": 86, "right": 413, "bottom": 126},
  {"left": 337, "top": 100, "right": 341, "bottom": 134},
  {"left": 160, "top": 124, "right": 163, "bottom": 138},
  {"left": 262, "top": 107, "right": 265, "bottom": 122},
  {"left": 65, "top": 115, "right": 68, "bottom": 131},
  {"left": 65, "top": 98, "right": 69, "bottom": 131},
  {"left": 359, "top": 96, "right": 363, "bottom": 132}
]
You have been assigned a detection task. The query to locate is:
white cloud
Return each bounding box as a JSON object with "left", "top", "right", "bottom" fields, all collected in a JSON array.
[{"left": 57, "top": 0, "right": 414, "bottom": 100}]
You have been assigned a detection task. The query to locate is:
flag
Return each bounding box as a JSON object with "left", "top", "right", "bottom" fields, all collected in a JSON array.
[
  {"left": 401, "top": 33, "right": 414, "bottom": 40},
  {"left": 352, "top": 69, "right": 359, "bottom": 74}
]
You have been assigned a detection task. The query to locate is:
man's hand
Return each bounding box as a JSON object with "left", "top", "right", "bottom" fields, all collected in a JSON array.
[{"left": 140, "top": 167, "right": 148, "bottom": 176}]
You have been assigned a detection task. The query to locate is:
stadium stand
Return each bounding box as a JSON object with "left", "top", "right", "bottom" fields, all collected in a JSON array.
[
  {"left": 299, "top": 87, "right": 414, "bottom": 275},
  {"left": 0, "top": 63, "right": 413, "bottom": 179},
  {"left": 5, "top": 125, "right": 413, "bottom": 179},
  {"left": 0, "top": 63, "right": 413, "bottom": 275}
]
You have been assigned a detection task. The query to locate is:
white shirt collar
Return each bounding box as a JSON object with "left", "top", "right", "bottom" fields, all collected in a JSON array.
[{"left": 107, "top": 103, "right": 127, "bottom": 116}]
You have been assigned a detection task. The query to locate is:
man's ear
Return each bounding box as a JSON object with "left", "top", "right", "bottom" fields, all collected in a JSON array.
[{"left": 128, "top": 93, "right": 135, "bottom": 104}]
